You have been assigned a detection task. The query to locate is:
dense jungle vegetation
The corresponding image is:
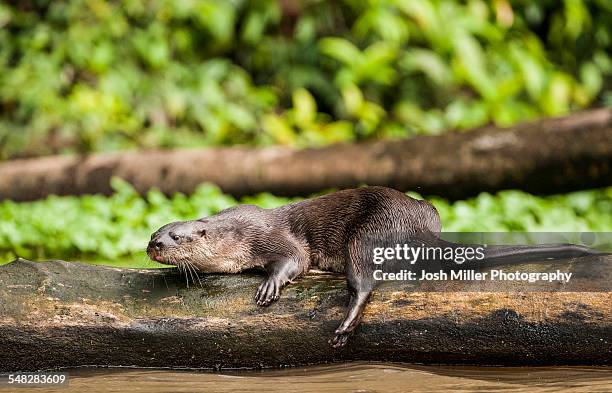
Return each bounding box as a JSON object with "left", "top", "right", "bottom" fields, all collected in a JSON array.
[{"left": 1, "top": 0, "right": 610, "bottom": 158}]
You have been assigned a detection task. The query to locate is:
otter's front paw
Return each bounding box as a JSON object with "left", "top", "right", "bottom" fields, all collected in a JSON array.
[
  {"left": 254, "top": 278, "right": 280, "bottom": 306},
  {"left": 328, "top": 328, "right": 352, "bottom": 348}
]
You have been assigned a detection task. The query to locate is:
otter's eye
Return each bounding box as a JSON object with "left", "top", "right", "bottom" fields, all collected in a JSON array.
[{"left": 171, "top": 234, "right": 180, "bottom": 242}]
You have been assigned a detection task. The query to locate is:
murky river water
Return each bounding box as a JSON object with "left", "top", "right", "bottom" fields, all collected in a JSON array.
[{"left": 8, "top": 363, "right": 611, "bottom": 392}]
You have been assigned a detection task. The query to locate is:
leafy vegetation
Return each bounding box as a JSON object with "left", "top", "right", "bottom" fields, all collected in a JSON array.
[
  {"left": 1, "top": 0, "right": 611, "bottom": 158},
  {"left": 1, "top": 179, "right": 612, "bottom": 266}
]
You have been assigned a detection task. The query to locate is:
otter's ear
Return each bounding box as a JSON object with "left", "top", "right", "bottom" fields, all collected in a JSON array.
[{"left": 197, "top": 229, "right": 207, "bottom": 238}]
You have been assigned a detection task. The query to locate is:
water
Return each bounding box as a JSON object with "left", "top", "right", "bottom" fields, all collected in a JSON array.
[{"left": 9, "top": 363, "right": 611, "bottom": 392}]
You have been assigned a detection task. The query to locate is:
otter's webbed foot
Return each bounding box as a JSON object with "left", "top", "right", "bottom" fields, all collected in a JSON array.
[
  {"left": 254, "top": 258, "right": 301, "bottom": 307},
  {"left": 329, "top": 328, "right": 352, "bottom": 348},
  {"left": 255, "top": 276, "right": 282, "bottom": 306},
  {"left": 328, "top": 290, "right": 371, "bottom": 348}
]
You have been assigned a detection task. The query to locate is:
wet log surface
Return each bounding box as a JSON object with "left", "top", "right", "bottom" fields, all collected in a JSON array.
[
  {"left": 0, "top": 258, "right": 610, "bottom": 371},
  {"left": 1, "top": 109, "right": 611, "bottom": 201}
]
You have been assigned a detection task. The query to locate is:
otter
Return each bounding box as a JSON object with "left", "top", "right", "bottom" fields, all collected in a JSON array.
[{"left": 147, "top": 186, "right": 600, "bottom": 347}]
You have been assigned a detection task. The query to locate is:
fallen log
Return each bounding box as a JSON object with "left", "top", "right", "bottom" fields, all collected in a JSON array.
[
  {"left": 1, "top": 109, "right": 612, "bottom": 201},
  {"left": 0, "top": 258, "right": 610, "bottom": 371}
]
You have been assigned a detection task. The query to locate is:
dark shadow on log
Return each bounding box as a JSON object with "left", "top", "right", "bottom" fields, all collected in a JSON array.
[
  {"left": 1, "top": 109, "right": 612, "bottom": 201},
  {"left": 0, "top": 258, "right": 610, "bottom": 371}
]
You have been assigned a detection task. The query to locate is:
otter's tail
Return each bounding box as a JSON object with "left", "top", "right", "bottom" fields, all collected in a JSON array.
[
  {"left": 482, "top": 243, "right": 603, "bottom": 266},
  {"left": 414, "top": 233, "right": 605, "bottom": 267}
]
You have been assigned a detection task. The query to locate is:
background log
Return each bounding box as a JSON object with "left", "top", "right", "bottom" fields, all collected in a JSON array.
[
  {"left": 0, "top": 258, "right": 610, "bottom": 371},
  {"left": 0, "top": 108, "right": 611, "bottom": 201}
]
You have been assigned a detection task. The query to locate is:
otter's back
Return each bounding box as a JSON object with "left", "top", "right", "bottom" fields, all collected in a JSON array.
[{"left": 274, "top": 187, "right": 440, "bottom": 272}]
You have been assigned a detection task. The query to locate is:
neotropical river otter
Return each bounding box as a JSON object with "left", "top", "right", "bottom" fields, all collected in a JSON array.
[{"left": 147, "top": 186, "right": 599, "bottom": 347}]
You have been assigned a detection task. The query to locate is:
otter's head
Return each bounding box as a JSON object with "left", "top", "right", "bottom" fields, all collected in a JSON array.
[{"left": 146, "top": 218, "right": 251, "bottom": 273}]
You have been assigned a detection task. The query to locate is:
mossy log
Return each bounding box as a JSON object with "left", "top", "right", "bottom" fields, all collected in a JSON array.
[
  {"left": 1, "top": 109, "right": 612, "bottom": 201},
  {"left": 0, "top": 258, "right": 610, "bottom": 372}
]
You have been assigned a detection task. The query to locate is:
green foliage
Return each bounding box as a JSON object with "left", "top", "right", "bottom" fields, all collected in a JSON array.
[
  {"left": 1, "top": 0, "right": 611, "bottom": 157},
  {"left": 1, "top": 179, "right": 612, "bottom": 265},
  {"left": 430, "top": 189, "right": 612, "bottom": 232}
]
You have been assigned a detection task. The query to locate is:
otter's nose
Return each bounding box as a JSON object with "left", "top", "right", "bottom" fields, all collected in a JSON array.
[{"left": 148, "top": 240, "right": 163, "bottom": 251}]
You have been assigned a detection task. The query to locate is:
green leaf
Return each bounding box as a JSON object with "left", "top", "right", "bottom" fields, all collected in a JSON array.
[
  {"left": 292, "top": 88, "right": 317, "bottom": 127},
  {"left": 318, "top": 37, "right": 363, "bottom": 66},
  {"left": 261, "top": 114, "right": 296, "bottom": 145}
]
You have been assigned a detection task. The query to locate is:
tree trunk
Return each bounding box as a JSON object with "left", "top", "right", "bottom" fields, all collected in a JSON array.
[
  {"left": 0, "top": 258, "right": 610, "bottom": 371},
  {"left": 1, "top": 109, "right": 611, "bottom": 201}
]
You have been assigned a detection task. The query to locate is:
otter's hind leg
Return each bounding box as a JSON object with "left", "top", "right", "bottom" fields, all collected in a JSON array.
[
  {"left": 255, "top": 258, "right": 302, "bottom": 306},
  {"left": 329, "top": 239, "right": 377, "bottom": 348},
  {"left": 329, "top": 285, "right": 372, "bottom": 347}
]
